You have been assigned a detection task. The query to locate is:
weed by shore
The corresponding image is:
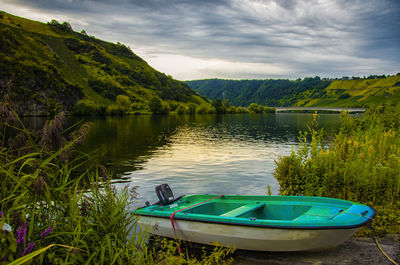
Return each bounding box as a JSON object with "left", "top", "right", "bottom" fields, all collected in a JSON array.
[
  {"left": 0, "top": 103, "right": 233, "bottom": 264},
  {"left": 274, "top": 106, "right": 400, "bottom": 235}
]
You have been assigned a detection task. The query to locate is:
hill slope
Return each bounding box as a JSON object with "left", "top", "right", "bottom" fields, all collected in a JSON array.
[
  {"left": 187, "top": 75, "right": 400, "bottom": 108},
  {"left": 0, "top": 11, "right": 210, "bottom": 116}
]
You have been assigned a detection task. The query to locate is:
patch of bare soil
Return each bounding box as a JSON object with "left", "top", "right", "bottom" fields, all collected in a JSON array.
[{"left": 233, "top": 235, "right": 399, "bottom": 265}]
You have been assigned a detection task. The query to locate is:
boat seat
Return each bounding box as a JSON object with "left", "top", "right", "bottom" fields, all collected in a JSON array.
[{"left": 220, "top": 202, "right": 265, "bottom": 217}]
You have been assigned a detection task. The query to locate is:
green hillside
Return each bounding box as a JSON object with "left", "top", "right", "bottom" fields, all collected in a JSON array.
[
  {"left": 187, "top": 75, "right": 400, "bottom": 108},
  {"left": 0, "top": 11, "right": 210, "bottom": 116},
  {"left": 300, "top": 76, "right": 400, "bottom": 107}
]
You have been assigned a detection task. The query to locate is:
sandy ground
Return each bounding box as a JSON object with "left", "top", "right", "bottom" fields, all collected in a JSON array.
[{"left": 232, "top": 235, "right": 399, "bottom": 265}]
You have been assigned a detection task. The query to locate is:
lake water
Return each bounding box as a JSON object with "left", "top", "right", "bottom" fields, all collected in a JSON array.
[{"left": 76, "top": 113, "right": 344, "bottom": 205}]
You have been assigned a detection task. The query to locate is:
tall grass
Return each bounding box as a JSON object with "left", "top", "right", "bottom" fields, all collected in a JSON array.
[
  {"left": 274, "top": 107, "right": 400, "bottom": 235},
  {"left": 0, "top": 103, "right": 233, "bottom": 264}
]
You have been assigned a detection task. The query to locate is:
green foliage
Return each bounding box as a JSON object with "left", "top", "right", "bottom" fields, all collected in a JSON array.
[
  {"left": 116, "top": 95, "right": 131, "bottom": 110},
  {"left": 149, "top": 97, "right": 162, "bottom": 114},
  {"left": 176, "top": 104, "right": 187, "bottom": 115},
  {"left": 188, "top": 104, "right": 197, "bottom": 115},
  {"left": 338, "top": 92, "right": 350, "bottom": 100},
  {"left": 72, "top": 100, "right": 106, "bottom": 116},
  {"left": 212, "top": 98, "right": 225, "bottom": 114},
  {"left": 106, "top": 104, "right": 126, "bottom": 115},
  {"left": 196, "top": 105, "right": 210, "bottom": 114},
  {"left": 0, "top": 107, "right": 233, "bottom": 264},
  {"left": 0, "top": 11, "right": 210, "bottom": 116},
  {"left": 88, "top": 79, "right": 126, "bottom": 101},
  {"left": 187, "top": 75, "right": 400, "bottom": 108},
  {"left": 274, "top": 108, "right": 400, "bottom": 235},
  {"left": 248, "top": 103, "right": 262, "bottom": 114},
  {"left": 149, "top": 97, "right": 170, "bottom": 115},
  {"left": 247, "top": 103, "right": 275, "bottom": 114},
  {"left": 152, "top": 238, "right": 234, "bottom": 265},
  {"left": 187, "top": 77, "right": 331, "bottom": 107}
]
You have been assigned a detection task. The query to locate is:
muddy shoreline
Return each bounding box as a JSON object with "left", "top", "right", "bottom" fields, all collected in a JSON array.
[{"left": 232, "top": 235, "right": 399, "bottom": 265}]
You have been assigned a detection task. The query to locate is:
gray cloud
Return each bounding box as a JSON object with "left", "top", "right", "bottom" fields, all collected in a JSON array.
[{"left": 1, "top": 0, "right": 399, "bottom": 79}]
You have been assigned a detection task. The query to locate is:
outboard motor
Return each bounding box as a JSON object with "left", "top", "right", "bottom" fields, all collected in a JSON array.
[{"left": 155, "top": 183, "right": 174, "bottom": 206}]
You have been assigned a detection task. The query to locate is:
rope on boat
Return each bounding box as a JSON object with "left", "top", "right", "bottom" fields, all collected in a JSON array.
[
  {"left": 169, "top": 194, "right": 224, "bottom": 253},
  {"left": 368, "top": 224, "right": 399, "bottom": 265}
]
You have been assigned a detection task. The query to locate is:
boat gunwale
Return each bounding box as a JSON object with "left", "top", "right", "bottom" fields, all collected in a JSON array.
[
  {"left": 135, "top": 206, "right": 376, "bottom": 230},
  {"left": 135, "top": 195, "right": 376, "bottom": 230},
  {"left": 133, "top": 199, "right": 377, "bottom": 230}
]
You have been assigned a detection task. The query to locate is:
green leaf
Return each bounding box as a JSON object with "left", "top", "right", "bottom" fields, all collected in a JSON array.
[{"left": 8, "top": 244, "right": 86, "bottom": 265}]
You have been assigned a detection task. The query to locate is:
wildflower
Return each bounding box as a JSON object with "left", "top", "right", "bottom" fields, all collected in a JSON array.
[
  {"left": 40, "top": 227, "right": 53, "bottom": 239},
  {"left": 16, "top": 222, "right": 27, "bottom": 245},
  {"left": 0, "top": 211, "right": 2, "bottom": 218},
  {"left": 1, "top": 223, "right": 12, "bottom": 233},
  {"left": 21, "top": 242, "right": 35, "bottom": 256}
]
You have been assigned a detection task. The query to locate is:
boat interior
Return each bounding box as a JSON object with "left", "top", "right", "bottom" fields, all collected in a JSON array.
[{"left": 182, "top": 201, "right": 312, "bottom": 221}]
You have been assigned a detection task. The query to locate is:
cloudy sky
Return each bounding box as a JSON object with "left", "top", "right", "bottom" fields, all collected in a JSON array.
[{"left": 1, "top": 0, "right": 399, "bottom": 80}]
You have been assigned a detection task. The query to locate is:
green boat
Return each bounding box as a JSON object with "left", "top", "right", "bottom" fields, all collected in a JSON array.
[{"left": 135, "top": 184, "right": 375, "bottom": 251}]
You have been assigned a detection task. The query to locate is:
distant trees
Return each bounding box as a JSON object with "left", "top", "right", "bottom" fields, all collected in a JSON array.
[
  {"left": 248, "top": 103, "right": 275, "bottom": 114},
  {"left": 73, "top": 100, "right": 106, "bottom": 116},
  {"left": 187, "top": 77, "right": 331, "bottom": 107},
  {"left": 248, "top": 103, "right": 262, "bottom": 113},
  {"left": 116, "top": 95, "right": 131, "bottom": 110},
  {"left": 211, "top": 98, "right": 223, "bottom": 114},
  {"left": 149, "top": 97, "right": 162, "bottom": 114},
  {"left": 176, "top": 104, "right": 187, "bottom": 114},
  {"left": 149, "top": 97, "right": 170, "bottom": 114},
  {"left": 212, "top": 98, "right": 228, "bottom": 114},
  {"left": 47, "top": 19, "right": 73, "bottom": 32},
  {"left": 188, "top": 103, "right": 197, "bottom": 114}
]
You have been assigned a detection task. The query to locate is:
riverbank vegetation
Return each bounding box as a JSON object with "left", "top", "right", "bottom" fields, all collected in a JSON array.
[
  {"left": 2, "top": 11, "right": 398, "bottom": 118},
  {"left": 187, "top": 74, "right": 400, "bottom": 108},
  {"left": 274, "top": 106, "right": 400, "bottom": 235},
  {"left": 0, "top": 104, "right": 233, "bottom": 264},
  {"left": 0, "top": 11, "right": 211, "bottom": 117}
]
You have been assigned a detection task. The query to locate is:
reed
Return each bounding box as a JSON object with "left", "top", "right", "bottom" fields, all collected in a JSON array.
[{"left": 0, "top": 103, "right": 233, "bottom": 264}]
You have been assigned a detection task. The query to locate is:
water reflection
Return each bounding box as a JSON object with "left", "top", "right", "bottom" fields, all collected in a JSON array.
[{"left": 75, "top": 113, "right": 342, "bottom": 203}]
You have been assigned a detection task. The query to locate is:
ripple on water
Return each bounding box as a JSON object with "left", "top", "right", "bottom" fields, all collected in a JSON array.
[{"left": 75, "top": 114, "right": 342, "bottom": 203}]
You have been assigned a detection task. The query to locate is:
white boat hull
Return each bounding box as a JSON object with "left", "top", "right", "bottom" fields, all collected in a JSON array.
[{"left": 138, "top": 216, "right": 358, "bottom": 251}]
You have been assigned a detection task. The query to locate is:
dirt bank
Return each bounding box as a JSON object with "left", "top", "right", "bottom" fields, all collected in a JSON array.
[{"left": 233, "top": 235, "right": 399, "bottom": 265}]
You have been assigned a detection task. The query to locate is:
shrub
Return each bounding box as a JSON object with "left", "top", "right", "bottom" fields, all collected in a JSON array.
[
  {"left": 188, "top": 103, "right": 197, "bottom": 115},
  {"left": 116, "top": 94, "right": 131, "bottom": 111},
  {"left": 248, "top": 103, "right": 262, "bottom": 114},
  {"left": 176, "top": 104, "right": 187, "bottom": 114},
  {"left": 72, "top": 99, "right": 106, "bottom": 116},
  {"left": 149, "top": 97, "right": 170, "bottom": 114},
  {"left": 0, "top": 105, "right": 234, "bottom": 264},
  {"left": 106, "top": 104, "right": 125, "bottom": 115},
  {"left": 274, "top": 109, "right": 400, "bottom": 235}
]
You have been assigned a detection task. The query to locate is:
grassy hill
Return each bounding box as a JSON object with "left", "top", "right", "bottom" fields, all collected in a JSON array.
[
  {"left": 0, "top": 11, "right": 210, "bottom": 116},
  {"left": 187, "top": 75, "right": 400, "bottom": 108},
  {"left": 299, "top": 76, "right": 400, "bottom": 107}
]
